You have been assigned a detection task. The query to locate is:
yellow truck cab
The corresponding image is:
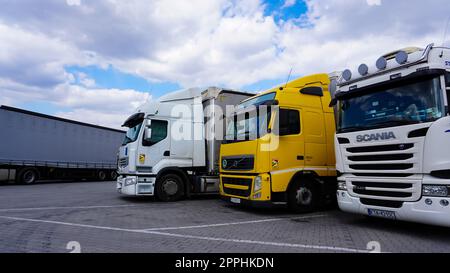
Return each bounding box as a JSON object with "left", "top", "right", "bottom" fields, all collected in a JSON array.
[{"left": 219, "top": 73, "right": 338, "bottom": 212}]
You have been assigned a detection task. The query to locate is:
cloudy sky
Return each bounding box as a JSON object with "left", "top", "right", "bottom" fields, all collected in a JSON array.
[{"left": 1, "top": 0, "right": 449, "bottom": 129}]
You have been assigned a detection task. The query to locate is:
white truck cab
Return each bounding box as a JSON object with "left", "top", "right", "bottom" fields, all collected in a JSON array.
[
  {"left": 117, "top": 87, "right": 253, "bottom": 201},
  {"left": 333, "top": 44, "right": 450, "bottom": 227}
]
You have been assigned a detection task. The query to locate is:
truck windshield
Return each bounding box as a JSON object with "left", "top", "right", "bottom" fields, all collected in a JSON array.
[
  {"left": 224, "top": 93, "right": 275, "bottom": 143},
  {"left": 337, "top": 76, "right": 444, "bottom": 133},
  {"left": 122, "top": 121, "right": 143, "bottom": 145}
]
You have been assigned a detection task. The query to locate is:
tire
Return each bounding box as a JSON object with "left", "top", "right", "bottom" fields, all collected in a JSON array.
[
  {"left": 109, "top": 171, "right": 118, "bottom": 181},
  {"left": 16, "top": 168, "right": 39, "bottom": 185},
  {"left": 97, "top": 170, "right": 107, "bottom": 181},
  {"left": 155, "top": 173, "right": 185, "bottom": 202},
  {"left": 288, "top": 178, "right": 319, "bottom": 213}
]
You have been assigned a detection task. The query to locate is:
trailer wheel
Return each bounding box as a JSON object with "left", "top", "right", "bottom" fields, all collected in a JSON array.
[
  {"left": 109, "top": 171, "right": 118, "bottom": 181},
  {"left": 156, "top": 173, "right": 185, "bottom": 202},
  {"left": 288, "top": 178, "right": 319, "bottom": 213},
  {"left": 97, "top": 170, "right": 107, "bottom": 181},
  {"left": 17, "top": 168, "right": 39, "bottom": 185}
]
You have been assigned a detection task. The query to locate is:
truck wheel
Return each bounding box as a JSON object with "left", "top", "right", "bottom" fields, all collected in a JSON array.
[
  {"left": 288, "top": 178, "right": 319, "bottom": 213},
  {"left": 109, "top": 171, "right": 118, "bottom": 181},
  {"left": 156, "top": 174, "right": 185, "bottom": 202},
  {"left": 17, "top": 168, "right": 39, "bottom": 185},
  {"left": 97, "top": 170, "right": 107, "bottom": 181}
]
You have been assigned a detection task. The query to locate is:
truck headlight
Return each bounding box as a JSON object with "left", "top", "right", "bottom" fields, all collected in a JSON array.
[
  {"left": 423, "top": 185, "right": 448, "bottom": 197},
  {"left": 338, "top": 181, "right": 347, "bottom": 191},
  {"left": 124, "top": 177, "right": 137, "bottom": 186},
  {"left": 254, "top": 176, "right": 262, "bottom": 192}
]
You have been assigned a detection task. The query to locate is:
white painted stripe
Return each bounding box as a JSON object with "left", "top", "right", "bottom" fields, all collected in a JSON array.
[
  {"left": 270, "top": 167, "right": 303, "bottom": 175},
  {"left": 141, "top": 214, "right": 326, "bottom": 231},
  {"left": 270, "top": 167, "right": 332, "bottom": 175},
  {"left": 0, "top": 204, "right": 137, "bottom": 212},
  {"left": 146, "top": 231, "right": 371, "bottom": 253},
  {"left": 304, "top": 167, "right": 328, "bottom": 171},
  {"left": 0, "top": 215, "right": 370, "bottom": 253}
]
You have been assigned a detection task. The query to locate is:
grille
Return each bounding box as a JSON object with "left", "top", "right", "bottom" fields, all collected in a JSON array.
[
  {"left": 346, "top": 143, "right": 416, "bottom": 174},
  {"left": 350, "top": 180, "right": 416, "bottom": 203},
  {"left": 349, "top": 164, "right": 413, "bottom": 170},
  {"left": 352, "top": 173, "right": 413, "bottom": 177},
  {"left": 360, "top": 198, "right": 403, "bottom": 208},
  {"left": 347, "top": 143, "right": 414, "bottom": 153},
  {"left": 119, "top": 157, "right": 129, "bottom": 168},
  {"left": 352, "top": 181, "right": 412, "bottom": 189},
  {"left": 222, "top": 156, "right": 254, "bottom": 171},
  {"left": 348, "top": 154, "right": 413, "bottom": 162},
  {"left": 353, "top": 189, "right": 412, "bottom": 198},
  {"left": 222, "top": 177, "right": 252, "bottom": 198}
]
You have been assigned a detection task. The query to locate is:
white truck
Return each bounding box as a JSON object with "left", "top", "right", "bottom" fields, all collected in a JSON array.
[
  {"left": 0, "top": 105, "right": 125, "bottom": 184},
  {"left": 332, "top": 43, "right": 450, "bottom": 227},
  {"left": 116, "top": 87, "right": 253, "bottom": 201}
]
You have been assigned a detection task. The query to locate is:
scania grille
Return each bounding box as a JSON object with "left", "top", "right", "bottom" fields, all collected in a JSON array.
[
  {"left": 222, "top": 177, "right": 252, "bottom": 198},
  {"left": 345, "top": 143, "right": 416, "bottom": 173},
  {"left": 349, "top": 179, "right": 420, "bottom": 202}
]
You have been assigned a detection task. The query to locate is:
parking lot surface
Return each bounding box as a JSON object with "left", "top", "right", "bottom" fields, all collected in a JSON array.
[{"left": 0, "top": 181, "right": 449, "bottom": 253}]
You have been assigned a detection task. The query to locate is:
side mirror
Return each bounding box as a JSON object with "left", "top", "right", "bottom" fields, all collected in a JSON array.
[
  {"left": 144, "top": 119, "right": 152, "bottom": 141},
  {"left": 144, "top": 128, "right": 152, "bottom": 141}
]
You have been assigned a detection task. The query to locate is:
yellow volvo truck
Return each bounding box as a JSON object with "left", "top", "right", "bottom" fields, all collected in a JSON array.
[{"left": 219, "top": 73, "right": 338, "bottom": 212}]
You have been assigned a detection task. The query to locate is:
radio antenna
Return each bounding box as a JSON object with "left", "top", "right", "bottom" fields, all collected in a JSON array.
[
  {"left": 442, "top": 15, "right": 450, "bottom": 46},
  {"left": 284, "top": 67, "right": 293, "bottom": 89}
]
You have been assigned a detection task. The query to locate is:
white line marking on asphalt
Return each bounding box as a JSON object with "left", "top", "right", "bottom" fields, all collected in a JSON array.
[
  {"left": 0, "top": 215, "right": 370, "bottom": 253},
  {"left": 0, "top": 204, "right": 137, "bottom": 212},
  {"left": 141, "top": 214, "right": 327, "bottom": 231}
]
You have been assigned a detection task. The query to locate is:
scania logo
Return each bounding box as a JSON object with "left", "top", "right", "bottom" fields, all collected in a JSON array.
[{"left": 356, "top": 131, "right": 396, "bottom": 142}]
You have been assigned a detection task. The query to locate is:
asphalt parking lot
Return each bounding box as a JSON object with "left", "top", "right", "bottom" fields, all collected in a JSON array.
[{"left": 0, "top": 181, "right": 449, "bottom": 253}]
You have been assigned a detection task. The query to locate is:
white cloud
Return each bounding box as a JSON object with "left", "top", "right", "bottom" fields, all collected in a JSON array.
[
  {"left": 282, "top": 0, "right": 297, "bottom": 9},
  {"left": 366, "top": 0, "right": 381, "bottom": 6},
  {"left": 0, "top": 0, "right": 448, "bottom": 127},
  {"left": 66, "top": 0, "right": 81, "bottom": 7}
]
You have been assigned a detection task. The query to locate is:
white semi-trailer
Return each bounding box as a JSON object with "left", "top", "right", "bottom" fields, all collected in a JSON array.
[
  {"left": 0, "top": 106, "right": 125, "bottom": 184},
  {"left": 116, "top": 87, "right": 253, "bottom": 201},
  {"left": 333, "top": 43, "right": 450, "bottom": 227}
]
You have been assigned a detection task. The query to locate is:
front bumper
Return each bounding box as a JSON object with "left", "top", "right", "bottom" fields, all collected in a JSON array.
[
  {"left": 117, "top": 175, "right": 156, "bottom": 196},
  {"left": 220, "top": 196, "right": 275, "bottom": 208},
  {"left": 338, "top": 191, "right": 450, "bottom": 227}
]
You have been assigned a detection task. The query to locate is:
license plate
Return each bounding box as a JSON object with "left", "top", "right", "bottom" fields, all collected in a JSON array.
[
  {"left": 230, "top": 198, "right": 241, "bottom": 204},
  {"left": 368, "top": 209, "right": 396, "bottom": 220}
]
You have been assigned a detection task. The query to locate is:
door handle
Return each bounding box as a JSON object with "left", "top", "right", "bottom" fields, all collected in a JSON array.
[
  {"left": 297, "top": 155, "right": 304, "bottom": 160},
  {"left": 164, "top": 151, "right": 170, "bottom": 157}
]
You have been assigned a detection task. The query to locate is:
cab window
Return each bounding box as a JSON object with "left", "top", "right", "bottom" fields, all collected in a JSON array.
[
  {"left": 278, "top": 109, "right": 301, "bottom": 136},
  {"left": 143, "top": 120, "right": 168, "bottom": 146}
]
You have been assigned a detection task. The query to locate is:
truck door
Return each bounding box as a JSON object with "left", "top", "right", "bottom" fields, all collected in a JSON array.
[
  {"left": 270, "top": 108, "right": 304, "bottom": 193},
  {"left": 137, "top": 119, "right": 170, "bottom": 172},
  {"left": 303, "top": 109, "right": 327, "bottom": 173}
]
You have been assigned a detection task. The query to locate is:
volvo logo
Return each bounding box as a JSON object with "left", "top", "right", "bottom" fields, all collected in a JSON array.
[
  {"left": 356, "top": 131, "right": 396, "bottom": 142},
  {"left": 222, "top": 159, "right": 227, "bottom": 168}
]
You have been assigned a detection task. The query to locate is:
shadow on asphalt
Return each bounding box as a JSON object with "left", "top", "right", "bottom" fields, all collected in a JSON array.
[
  {"left": 0, "top": 180, "right": 115, "bottom": 187},
  {"left": 219, "top": 201, "right": 338, "bottom": 217},
  {"left": 340, "top": 212, "right": 450, "bottom": 239}
]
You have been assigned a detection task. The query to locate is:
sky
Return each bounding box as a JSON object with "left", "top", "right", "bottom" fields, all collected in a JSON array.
[{"left": 1, "top": 0, "right": 449, "bottom": 129}]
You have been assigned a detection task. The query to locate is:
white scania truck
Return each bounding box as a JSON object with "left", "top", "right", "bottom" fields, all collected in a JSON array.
[
  {"left": 333, "top": 43, "right": 450, "bottom": 227},
  {"left": 116, "top": 87, "right": 253, "bottom": 201}
]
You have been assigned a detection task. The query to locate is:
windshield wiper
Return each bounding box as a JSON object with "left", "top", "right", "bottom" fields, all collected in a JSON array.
[
  {"left": 338, "top": 126, "right": 370, "bottom": 133},
  {"left": 339, "top": 120, "right": 419, "bottom": 133},
  {"left": 371, "top": 119, "right": 418, "bottom": 128}
]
